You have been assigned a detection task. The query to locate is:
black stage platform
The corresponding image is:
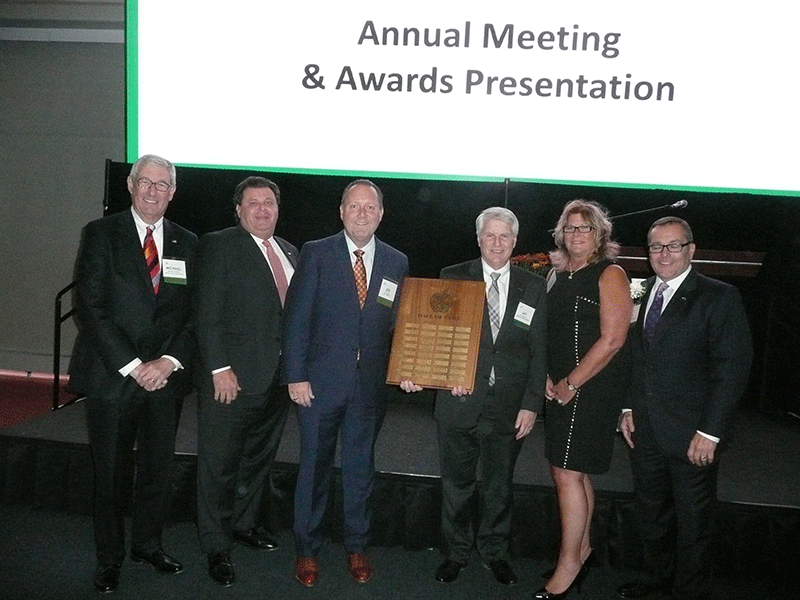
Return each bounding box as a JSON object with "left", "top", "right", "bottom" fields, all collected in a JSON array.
[{"left": 2, "top": 392, "right": 799, "bottom": 585}]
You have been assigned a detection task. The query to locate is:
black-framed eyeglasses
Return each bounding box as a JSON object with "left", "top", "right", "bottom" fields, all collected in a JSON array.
[
  {"left": 136, "top": 177, "right": 172, "bottom": 192},
  {"left": 562, "top": 225, "right": 594, "bottom": 234},
  {"left": 648, "top": 242, "right": 691, "bottom": 254}
]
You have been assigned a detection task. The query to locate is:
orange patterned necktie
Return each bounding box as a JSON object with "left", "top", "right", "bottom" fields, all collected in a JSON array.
[
  {"left": 143, "top": 225, "right": 160, "bottom": 294},
  {"left": 353, "top": 249, "right": 367, "bottom": 309}
]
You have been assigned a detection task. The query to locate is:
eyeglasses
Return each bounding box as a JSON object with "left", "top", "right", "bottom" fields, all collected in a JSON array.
[
  {"left": 136, "top": 177, "right": 172, "bottom": 192},
  {"left": 648, "top": 242, "right": 691, "bottom": 254},
  {"left": 562, "top": 225, "right": 594, "bottom": 234}
]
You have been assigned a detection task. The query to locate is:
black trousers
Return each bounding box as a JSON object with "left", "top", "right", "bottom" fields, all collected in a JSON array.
[
  {"left": 437, "top": 403, "right": 523, "bottom": 564},
  {"left": 84, "top": 390, "right": 182, "bottom": 566},
  {"left": 196, "top": 381, "right": 289, "bottom": 554},
  {"left": 630, "top": 413, "right": 718, "bottom": 600}
]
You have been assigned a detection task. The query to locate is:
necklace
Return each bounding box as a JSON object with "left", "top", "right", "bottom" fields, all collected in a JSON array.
[{"left": 568, "top": 262, "right": 588, "bottom": 279}]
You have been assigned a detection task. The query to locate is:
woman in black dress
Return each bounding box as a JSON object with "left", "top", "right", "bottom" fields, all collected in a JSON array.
[{"left": 534, "top": 200, "right": 632, "bottom": 599}]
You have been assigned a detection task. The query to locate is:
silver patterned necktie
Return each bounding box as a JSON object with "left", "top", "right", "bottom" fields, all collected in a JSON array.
[
  {"left": 487, "top": 272, "right": 501, "bottom": 342},
  {"left": 487, "top": 272, "right": 501, "bottom": 386}
]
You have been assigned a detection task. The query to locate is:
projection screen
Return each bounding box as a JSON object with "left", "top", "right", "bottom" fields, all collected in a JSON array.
[{"left": 127, "top": 1, "right": 799, "bottom": 196}]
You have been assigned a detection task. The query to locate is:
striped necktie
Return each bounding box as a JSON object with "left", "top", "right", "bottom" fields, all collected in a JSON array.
[
  {"left": 143, "top": 225, "right": 160, "bottom": 294},
  {"left": 487, "top": 272, "right": 501, "bottom": 341}
]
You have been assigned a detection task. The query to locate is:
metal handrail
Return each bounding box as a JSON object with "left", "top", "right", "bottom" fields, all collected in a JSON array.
[{"left": 53, "top": 281, "right": 77, "bottom": 410}]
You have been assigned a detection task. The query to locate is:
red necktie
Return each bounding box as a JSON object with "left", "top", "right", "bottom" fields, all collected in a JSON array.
[
  {"left": 263, "top": 239, "right": 289, "bottom": 306},
  {"left": 143, "top": 225, "right": 160, "bottom": 294},
  {"left": 353, "top": 249, "right": 367, "bottom": 309}
]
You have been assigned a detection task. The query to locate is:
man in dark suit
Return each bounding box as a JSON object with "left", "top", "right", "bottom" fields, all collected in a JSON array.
[
  {"left": 192, "top": 176, "right": 298, "bottom": 587},
  {"left": 401, "top": 207, "right": 547, "bottom": 586},
  {"left": 618, "top": 217, "right": 752, "bottom": 600},
  {"left": 282, "top": 179, "right": 408, "bottom": 587},
  {"left": 69, "top": 154, "right": 197, "bottom": 593}
]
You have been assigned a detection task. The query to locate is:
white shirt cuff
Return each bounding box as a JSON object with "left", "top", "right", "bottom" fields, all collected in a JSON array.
[
  {"left": 119, "top": 358, "right": 142, "bottom": 377},
  {"left": 697, "top": 430, "right": 720, "bottom": 443}
]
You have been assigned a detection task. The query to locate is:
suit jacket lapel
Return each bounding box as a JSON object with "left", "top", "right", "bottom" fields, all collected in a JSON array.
[
  {"left": 647, "top": 270, "right": 698, "bottom": 348},
  {"left": 499, "top": 268, "right": 525, "bottom": 337},
  {"left": 464, "top": 260, "right": 496, "bottom": 346},
  {"left": 366, "top": 238, "right": 384, "bottom": 301},
  {"left": 334, "top": 231, "right": 361, "bottom": 307},
  {"left": 235, "top": 227, "right": 285, "bottom": 307},
  {"left": 118, "top": 211, "right": 155, "bottom": 294},
  {"left": 274, "top": 236, "right": 298, "bottom": 268},
  {"left": 239, "top": 226, "right": 271, "bottom": 273}
]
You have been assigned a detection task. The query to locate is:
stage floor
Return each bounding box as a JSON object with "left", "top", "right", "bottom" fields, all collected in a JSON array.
[{"left": 4, "top": 391, "right": 799, "bottom": 509}]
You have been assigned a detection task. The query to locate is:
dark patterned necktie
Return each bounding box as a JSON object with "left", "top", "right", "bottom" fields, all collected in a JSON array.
[
  {"left": 354, "top": 249, "right": 367, "bottom": 309},
  {"left": 643, "top": 281, "right": 669, "bottom": 344},
  {"left": 143, "top": 225, "right": 160, "bottom": 294}
]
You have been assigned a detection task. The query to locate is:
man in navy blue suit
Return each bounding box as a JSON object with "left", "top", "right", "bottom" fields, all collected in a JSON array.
[
  {"left": 618, "top": 217, "right": 752, "bottom": 600},
  {"left": 282, "top": 179, "right": 408, "bottom": 587}
]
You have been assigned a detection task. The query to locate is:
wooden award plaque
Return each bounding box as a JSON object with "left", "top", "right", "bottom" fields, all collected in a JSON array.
[{"left": 386, "top": 277, "right": 485, "bottom": 391}]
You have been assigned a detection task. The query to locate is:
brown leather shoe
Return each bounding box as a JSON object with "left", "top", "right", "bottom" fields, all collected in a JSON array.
[
  {"left": 295, "top": 557, "right": 319, "bottom": 587},
  {"left": 347, "top": 552, "right": 372, "bottom": 583}
]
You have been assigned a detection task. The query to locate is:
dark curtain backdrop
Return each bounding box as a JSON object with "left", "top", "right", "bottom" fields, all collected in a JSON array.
[{"left": 104, "top": 160, "right": 799, "bottom": 413}]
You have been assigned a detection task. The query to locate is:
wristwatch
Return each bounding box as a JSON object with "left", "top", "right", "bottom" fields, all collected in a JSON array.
[{"left": 566, "top": 378, "right": 578, "bottom": 392}]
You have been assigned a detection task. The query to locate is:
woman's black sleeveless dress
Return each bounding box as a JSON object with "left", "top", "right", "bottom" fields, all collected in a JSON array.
[{"left": 544, "top": 259, "right": 630, "bottom": 474}]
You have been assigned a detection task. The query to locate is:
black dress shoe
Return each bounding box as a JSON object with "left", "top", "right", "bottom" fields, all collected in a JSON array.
[
  {"left": 617, "top": 579, "right": 671, "bottom": 598},
  {"left": 93, "top": 563, "right": 121, "bottom": 593},
  {"left": 208, "top": 552, "right": 235, "bottom": 587},
  {"left": 485, "top": 560, "right": 518, "bottom": 585},
  {"left": 130, "top": 549, "right": 183, "bottom": 574},
  {"left": 232, "top": 528, "right": 278, "bottom": 551},
  {"left": 435, "top": 559, "right": 466, "bottom": 583}
]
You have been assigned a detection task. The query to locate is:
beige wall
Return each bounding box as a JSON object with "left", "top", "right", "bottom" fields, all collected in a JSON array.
[{"left": 1, "top": 1, "right": 125, "bottom": 372}]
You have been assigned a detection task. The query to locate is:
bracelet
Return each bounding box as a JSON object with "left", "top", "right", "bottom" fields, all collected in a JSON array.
[{"left": 566, "top": 378, "right": 578, "bottom": 392}]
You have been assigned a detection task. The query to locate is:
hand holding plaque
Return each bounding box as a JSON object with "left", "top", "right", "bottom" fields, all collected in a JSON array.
[{"left": 386, "top": 277, "right": 485, "bottom": 392}]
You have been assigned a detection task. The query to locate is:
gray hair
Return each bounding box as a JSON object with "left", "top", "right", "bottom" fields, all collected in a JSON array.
[
  {"left": 475, "top": 207, "right": 519, "bottom": 237},
  {"left": 129, "top": 154, "right": 176, "bottom": 187}
]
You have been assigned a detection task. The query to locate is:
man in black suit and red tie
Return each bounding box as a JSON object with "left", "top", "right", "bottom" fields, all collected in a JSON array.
[
  {"left": 192, "top": 176, "right": 298, "bottom": 587},
  {"left": 401, "top": 207, "right": 548, "bottom": 587},
  {"left": 69, "top": 154, "right": 197, "bottom": 593},
  {"left": 618, "top": 217, "right": 752, "bottom": 600}
]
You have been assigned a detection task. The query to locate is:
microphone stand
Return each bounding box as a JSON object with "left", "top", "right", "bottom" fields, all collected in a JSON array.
[{"left": 610, "top": 200, "right": 688, "bottom": 220}]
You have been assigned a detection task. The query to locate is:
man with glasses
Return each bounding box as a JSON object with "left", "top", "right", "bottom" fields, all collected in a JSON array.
[
  {"left": 69, "top": 155, "right": 197, "bottom": 593},
  {"left": 617, "top": 216, "right": 752, "bottom": 600}
]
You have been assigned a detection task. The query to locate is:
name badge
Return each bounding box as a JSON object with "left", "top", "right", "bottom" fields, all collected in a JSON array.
[
  {"left": 377, "top": 278, "right": 398, "bottom": 307},
  {"left": 161, "top": 258, "right": 188, "bottom": 285},
  {"left": 513, "top": 302, "right": 535, "bottom": 330}
]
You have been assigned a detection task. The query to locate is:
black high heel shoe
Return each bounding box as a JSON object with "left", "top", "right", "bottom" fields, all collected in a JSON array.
[
  {"left": 580, "top": 550, "right": 595, "bottom": 575},
  {"left": 532, "top": 561, "right": 589, "bottom": 599},
  {"left": 540, "top": 549, "right": 594, "bottom": 580}
]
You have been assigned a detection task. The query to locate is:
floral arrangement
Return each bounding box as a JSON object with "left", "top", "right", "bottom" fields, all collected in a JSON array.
[
  {"left": 629, "top": 278, "right": 647, "bottom": 305},
  {"left": 510, "top": 252, "right": 552, "bottom": 277}
]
